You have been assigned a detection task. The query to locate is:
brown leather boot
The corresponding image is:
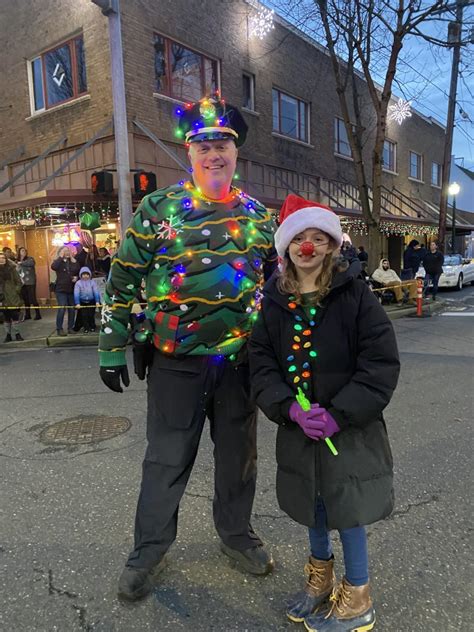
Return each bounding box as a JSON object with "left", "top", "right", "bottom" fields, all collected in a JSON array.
[
  {"left": 304, "top": 577, "right": 375, "bottom": 631},
  {"left": 287, "top": 556, "right": 335, "bottom": 623}
]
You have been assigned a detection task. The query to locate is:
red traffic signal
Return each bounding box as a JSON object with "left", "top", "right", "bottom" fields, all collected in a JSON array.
[
  {"left": 134, "top": 171, "right": 157, "bottom": 196},
  {"left": 91, "top": 171, "right": 113, "bottom": 194}
]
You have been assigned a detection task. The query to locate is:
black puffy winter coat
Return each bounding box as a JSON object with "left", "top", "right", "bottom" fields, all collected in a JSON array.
[{"left": 248, "top": 264, "right": 400, "bottom": 530}]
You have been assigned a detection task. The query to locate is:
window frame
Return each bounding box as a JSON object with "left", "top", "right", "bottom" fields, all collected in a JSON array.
[
  {"left": 431, "top": 161, "right": 442, "bottom": 187},
  {"left": 382, "top": 139, "right": 397, "bottom": 174},
  {"left": 272, "top": 87, "right": 309, "bottom": 144},
  {"left": 242, "top": 72, "right": 256, "bottom": 112},
  {"left": 28, "top": 34, "right": 87, "bottom": 115},
  {"left": 153, "top": 32, "right": 220, "bottom": 102},
  {"left": 334, "top": 117, "right": 353, "bottom": 159},
  {"left": 409, "top": 150, "right": 423, "bottom": 182}
]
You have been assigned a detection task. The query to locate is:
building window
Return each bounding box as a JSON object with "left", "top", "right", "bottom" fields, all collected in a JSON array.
[
  {"left": 383, "top": 140, "right": 397, "bottom": 172},
  {"left": 242, "top": 73, "right": 255, "bottom": 111},
  {"left": 409, "top": 151, "right": 423, "bottom": 181},
  {"left": 272, "top": 88, "right": 309, "bottom": 143},
  {"left": 154, "top": 34, "right": 218, "bottom": 102},
  {"left": 431, "top": 162, "right": 441, "bottom": 187},
  {"left": 334, "top": 118, "right": 352, "bottom": 157},
  {"left": 28, "top": 35, "right": 87, "bottom": 113}
]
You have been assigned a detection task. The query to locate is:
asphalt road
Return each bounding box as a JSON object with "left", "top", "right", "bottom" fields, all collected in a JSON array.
[{"left": 1, "top": 287, "right": 473, "bottom": 632}]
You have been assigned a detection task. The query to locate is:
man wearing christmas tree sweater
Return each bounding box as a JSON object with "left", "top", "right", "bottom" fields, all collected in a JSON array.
[{"left": 99, "top": 96, "right": 276, "bottom": 601}]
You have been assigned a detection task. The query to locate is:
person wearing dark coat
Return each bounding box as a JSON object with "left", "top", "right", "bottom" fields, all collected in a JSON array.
[
  {"left": 248, "top": 194, "right": 400, "bottom": 632},
  {"left": 51, "top": 246, "right": 81, "bottom": 335},
  {"left": 422, "top": 241, "right": 444, "bottom": 300},
  {"left": 0, "top": 253, "right": 24, "bottom": 342},
  {"left": 401, "top": 239, "right": 426, "bottom": 280},
  {"left": 17, "top": 247, "right": 41, "bottom": 320}
]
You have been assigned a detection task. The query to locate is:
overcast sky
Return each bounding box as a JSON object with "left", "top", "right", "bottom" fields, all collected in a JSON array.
[{"left": 262, "top": 1, "right": 474, "bottom": 170}]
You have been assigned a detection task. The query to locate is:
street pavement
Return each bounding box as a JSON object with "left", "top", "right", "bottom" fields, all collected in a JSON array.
[{"left": 0, "top": 287, "right": 473, "bottom": 631}]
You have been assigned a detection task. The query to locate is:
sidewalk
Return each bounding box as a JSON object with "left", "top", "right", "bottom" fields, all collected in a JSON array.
[{"left": 1, "top": 298, "right": 444, "bottom": 351}]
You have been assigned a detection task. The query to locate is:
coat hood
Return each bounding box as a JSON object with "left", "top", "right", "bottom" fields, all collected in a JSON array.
[
  {"left": 378, "top": 258, "right": 390, "bottom": 269},
  {"left": 79, "top": 266, "right": 92, "bottom": 277}
]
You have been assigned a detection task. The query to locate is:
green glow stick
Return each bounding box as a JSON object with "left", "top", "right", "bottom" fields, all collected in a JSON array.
[{"left": 296, "top": 387, "right": 339, "bottom": 456}]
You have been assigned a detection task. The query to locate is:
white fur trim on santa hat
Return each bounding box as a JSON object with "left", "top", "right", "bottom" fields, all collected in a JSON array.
[{"left": 274, "top": 207, "right": 343, "bottom": 257}]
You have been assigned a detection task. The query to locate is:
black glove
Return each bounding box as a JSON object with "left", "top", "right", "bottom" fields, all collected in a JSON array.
[
  {"left": 100, "top": 365, "right": 130, "bottom": 393},
  {"left": 133, "top": 343, "right": 154, "bottom": 380}
]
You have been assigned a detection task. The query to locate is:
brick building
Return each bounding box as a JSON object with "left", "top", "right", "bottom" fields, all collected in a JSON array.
[{"left": 1, "top": 0, "right": 466, "bottom": 300}]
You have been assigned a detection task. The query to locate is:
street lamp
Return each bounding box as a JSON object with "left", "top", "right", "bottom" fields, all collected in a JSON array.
[{"left": 448, "top": 181, "right": 460, "bottom": 254}]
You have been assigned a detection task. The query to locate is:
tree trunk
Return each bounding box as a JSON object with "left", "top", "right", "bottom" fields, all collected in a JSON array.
[{"left": 367, "top": 224, "right": 383, "bottom": 273}]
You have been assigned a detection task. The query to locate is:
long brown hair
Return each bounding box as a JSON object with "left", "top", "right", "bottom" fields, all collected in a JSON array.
[{"left": 277, "top": 239, "right": 347, "bottom": 304}]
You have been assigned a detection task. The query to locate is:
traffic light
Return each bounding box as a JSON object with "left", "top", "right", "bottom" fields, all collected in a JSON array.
[
  {"left": 134, "top": 171, "right": 157, "bottom": 196},
  {"left": 91, "top": 171, "right": 113, "bottom": 194}
]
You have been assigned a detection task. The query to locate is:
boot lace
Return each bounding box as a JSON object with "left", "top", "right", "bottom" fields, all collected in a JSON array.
[
  {"left": 304, "top": 562, "right": 327, "bottom": 592},
  {"left": 325, "top": 581, "right": 351, "bottom": 619}
]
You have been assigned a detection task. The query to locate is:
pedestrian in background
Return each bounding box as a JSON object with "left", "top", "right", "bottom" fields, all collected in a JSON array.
[
  {"left": 357, "top": 245, "right": 368, "bottom": 264},
  {"left": 401, "top": 239, "right": 426, "bottom": 280},
  {"left": 2, "top": 246, "right": 16, "bottom": 261},
  {"left": 422, "top": 241, "right": 444, "bottom": 301},
  {"left": 0, "top": 252, "right": 24, "bottom": 342},
  {"left": 249, "top": 195, "right": 400, "bottom": 632},
  {"left": 51, "top": 246, "right": 80, "bottom": 336},
  {"left": 16, "top": 247, "right": 41, "bottom": 320},
  {"left": 74, "top": 266, "right": 101, "bottom": 333},
  {"left": 340, "top": 234, "right": 358, "bottom": 261},
  {"left": 97, "top": 247, "right": 111, "bottom": 277}
]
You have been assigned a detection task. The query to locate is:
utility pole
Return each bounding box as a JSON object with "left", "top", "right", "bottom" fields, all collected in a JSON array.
[
  {"left": 91, "top": 0, "right": 132, "bottom": 237},
  {"left": 438, "top": 0, "right": 465, "bottom": 249}
]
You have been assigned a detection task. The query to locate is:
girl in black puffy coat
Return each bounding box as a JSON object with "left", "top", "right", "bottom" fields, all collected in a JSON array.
[{"left": 248, "top": 195, "right": 400, "bottom": 632}]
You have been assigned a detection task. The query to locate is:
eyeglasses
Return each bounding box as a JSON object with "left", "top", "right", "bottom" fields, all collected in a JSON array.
[{"left": 291, "top": 236, "right": 330, "bottom": 247}]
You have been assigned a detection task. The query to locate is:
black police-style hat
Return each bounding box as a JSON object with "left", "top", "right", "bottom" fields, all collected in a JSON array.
[{"left": 175, "top": 95, "right": 248, "bottom": 147}]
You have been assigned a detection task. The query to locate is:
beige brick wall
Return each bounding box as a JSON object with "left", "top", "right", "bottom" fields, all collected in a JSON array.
[{"left": 0, "top": 0, "right": 113, "bottom": 163}]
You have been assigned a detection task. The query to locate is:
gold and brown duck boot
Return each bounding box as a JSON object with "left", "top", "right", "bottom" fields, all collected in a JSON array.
[
  {"left": 286, "top": 556, "right": 336, "bottom": 623},
  {"left": 304, "top": 577, "right": 375, "bottom": 632}
]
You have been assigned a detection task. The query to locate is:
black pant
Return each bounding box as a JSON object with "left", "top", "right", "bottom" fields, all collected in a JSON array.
[
  {"left": 80, "top": 301, "right": 96, "bottom": 330},
  {"left": 21, "top": 284, "right": 40, "bottom": 318},
  {"left": 127, "top": 351, "right": 260, "bottom": 569}
]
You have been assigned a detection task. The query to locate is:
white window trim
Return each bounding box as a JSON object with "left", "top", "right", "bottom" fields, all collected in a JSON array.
[
  {"left": 25, "top": 94, "right": 91, "bottom": 121},
  {"left": 242, "top": 72, "right": 256, "bottom": 112},
  {"left": 334, "top": 152, "right": 354, "bottom": 162},
  {"left": 272, "top": 131, "right": 314, "bottom": 148},
  {"left": 272, "top": 87, "right": 310, "bottom": 144},
  {"left": 430, "top": 162, "right": 442, "bottom": 188},
  {"left": 334, "top": 117, "right": 354, "bottom": 159},
  {"left": 27, "top": 57, "right": 45, "bottom": 115},
  {"left": 408, "top": 176, "right": 425, "bottom": 184},
  {"left": 242, "top": 107, "right": 260, "bottom": 117},
  {"left": 409, "top": 150, "right": 423, "bottom": 182},
  {"left": 382, "top": 139, "right": 397, "bottom": 174}
]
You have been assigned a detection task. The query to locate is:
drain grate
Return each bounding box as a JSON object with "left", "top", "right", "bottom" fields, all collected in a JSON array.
[{"left": 39, "top": 415, "right": 131, "bottom": 445}]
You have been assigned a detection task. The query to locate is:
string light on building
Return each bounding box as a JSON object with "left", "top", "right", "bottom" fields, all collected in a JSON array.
[
  {"left": 388, "top": 98, "right": 412, "bottom": 125},
  {"left": 248, "top": 7, "right": 275, "bottom": 40}
]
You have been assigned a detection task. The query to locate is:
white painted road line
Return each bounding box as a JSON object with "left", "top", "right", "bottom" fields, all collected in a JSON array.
[{"left": 440, "top": 312, "right": 474, "bottom": 317}]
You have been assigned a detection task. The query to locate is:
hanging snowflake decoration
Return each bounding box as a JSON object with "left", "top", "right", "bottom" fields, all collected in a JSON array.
[
  {"left": 249, "top": 8, "right": 275, "bottom": 40},
  {"left": 388, "top": 98, "right": 412, "bottom": 125},
  {"left": 156, "top": 216, "right": 184, "bottom": 240},
  {"left": 101, "top": 304, "right": 113, "bottom": 325}
]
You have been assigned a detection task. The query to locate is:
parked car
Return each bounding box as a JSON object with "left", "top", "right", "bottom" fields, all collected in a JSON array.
[{"left": 417, "top": 254, "right": 474, "bottom": 291}]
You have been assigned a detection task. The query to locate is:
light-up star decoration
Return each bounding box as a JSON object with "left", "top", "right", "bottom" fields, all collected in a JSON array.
[
  {"left": 249, "top": 8, "right": 275, "bottom": 40},
  {"left": 388, "top": 98, "right": 412, "bottom": 125}
]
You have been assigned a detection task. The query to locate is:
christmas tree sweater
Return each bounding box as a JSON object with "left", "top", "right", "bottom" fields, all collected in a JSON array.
[{"left": 99, "top": 182, "right": 276, "bottom": 367}]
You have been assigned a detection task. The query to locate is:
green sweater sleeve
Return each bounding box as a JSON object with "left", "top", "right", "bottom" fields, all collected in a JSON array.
[{"left": 98, "top": 195, "right": 162, "bottom": 366}]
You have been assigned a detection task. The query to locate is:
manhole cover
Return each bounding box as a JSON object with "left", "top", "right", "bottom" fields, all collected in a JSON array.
[{"left": 39, "top": 415, "right": 131, "bottom": 445}]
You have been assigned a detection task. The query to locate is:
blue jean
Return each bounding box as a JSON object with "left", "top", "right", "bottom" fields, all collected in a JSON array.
[
  {"left": 55, "top": 291, "right": 75, "bottom": 331},
  {"left": 423, "top": 273, "right": 441, "bottom": 297},
  {"left": 309, "top": 498, "right": 369, "bottom": 586}
]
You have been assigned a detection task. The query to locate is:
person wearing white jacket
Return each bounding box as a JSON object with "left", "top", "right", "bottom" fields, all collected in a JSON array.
[{"left": 371, "top": 259, "right": 416, "bottom": 303}]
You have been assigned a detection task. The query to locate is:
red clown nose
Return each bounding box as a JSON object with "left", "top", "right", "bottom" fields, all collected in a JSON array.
[{"left": 300, "top": 241, "right": 315, "bottom": 256}]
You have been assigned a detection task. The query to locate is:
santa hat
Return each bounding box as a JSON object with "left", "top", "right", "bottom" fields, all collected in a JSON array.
[{"left": 274, "top": 194, "right": 343, "bottom": 258}]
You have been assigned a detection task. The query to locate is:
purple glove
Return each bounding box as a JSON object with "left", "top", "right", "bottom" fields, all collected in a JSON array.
[
  {"left": 309, "top": 406, "right": 340, "bottom": 439},
  {"left": 289, "top": 401, "right": 326, "bottom": 440}
]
